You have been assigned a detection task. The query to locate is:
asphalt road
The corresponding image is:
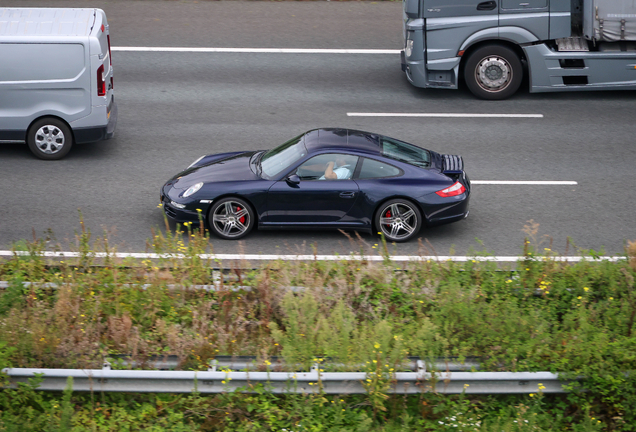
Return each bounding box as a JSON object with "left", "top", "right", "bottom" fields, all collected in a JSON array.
[{"left": 1, "top": 1, "right": 635, "bottom": 257}]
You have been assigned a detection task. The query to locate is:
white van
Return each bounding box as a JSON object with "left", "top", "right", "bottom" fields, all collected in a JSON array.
[{"left": 0, "top": 8, "right": 117, "bottom": 160}]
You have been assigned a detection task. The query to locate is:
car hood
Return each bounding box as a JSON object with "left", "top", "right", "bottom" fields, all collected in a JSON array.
[{"left": 170, "top": 151, "right": 260, "bottom": 189}]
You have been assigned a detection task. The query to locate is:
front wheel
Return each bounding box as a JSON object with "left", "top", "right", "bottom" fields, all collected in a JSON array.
[
  {"left": 375, "top": 199, "right": 422, "bottom": 243},
  {"left": 27, "top": 117, "right": 73, "bottom": 160},
  {"left": 208, "top": 197, "right": 255, "bottom": 240},
  {"left": 463, "top": 44, "right": 523, "bottom": 100}
]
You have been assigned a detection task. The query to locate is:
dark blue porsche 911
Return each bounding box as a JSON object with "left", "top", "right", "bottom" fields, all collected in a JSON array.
[{"left": 160, "top": 129, "right": 470, "bottom": 242}]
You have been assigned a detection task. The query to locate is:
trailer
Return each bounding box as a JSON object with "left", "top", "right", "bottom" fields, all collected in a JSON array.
[{"left": 401, "top": 0, "right": 636, "bottom": 99}]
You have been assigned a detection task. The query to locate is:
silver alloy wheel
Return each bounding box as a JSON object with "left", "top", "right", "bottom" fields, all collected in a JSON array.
[
  {"left": 211, "top": 201, "right": 251, "bottom": 238},
  {"left": 379, "top": 202, "right": 418, "bottom": 241},
  {"left": 35, "top": 125, "right": 66, "bottom": 154},
  {"left": 475, "top": 55, "right": 512, "bottom": 93}
]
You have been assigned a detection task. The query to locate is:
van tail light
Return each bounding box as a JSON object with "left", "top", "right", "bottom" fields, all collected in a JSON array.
[
  {"left": 107, "top": 34, "right": 112, "bottom": 65},
  {"left": 97, "top": 64, "right": 106, "bottom": 96},
  {"left": 435, "top": 181, "right": 466, "bottom": 197}
]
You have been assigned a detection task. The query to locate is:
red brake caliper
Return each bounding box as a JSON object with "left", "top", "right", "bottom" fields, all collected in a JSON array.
[
  {"left": 236, "top": 206, "right": 245, "bottom": 224},
  {"left": 385, "top": 210, "right": 391, "bottom": 226}
]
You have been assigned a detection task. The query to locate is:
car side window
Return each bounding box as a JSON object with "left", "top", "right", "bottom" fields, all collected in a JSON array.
[
  {"left": 381, "top": 137, "right": 430, "bottom": 168},
  {"left": 295, "top": 154, "right": 359, "bottom": 181},
  {"left": 358, "top": 158, "right": 402, "bottom": 179}
]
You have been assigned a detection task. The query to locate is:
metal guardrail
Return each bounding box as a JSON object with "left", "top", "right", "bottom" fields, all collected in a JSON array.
[
  {"left": 105, "top": 355, "right": 482, "bottom": 372},
  {"left": 3, "top": 365, "right": 570, "bottom": 395}
]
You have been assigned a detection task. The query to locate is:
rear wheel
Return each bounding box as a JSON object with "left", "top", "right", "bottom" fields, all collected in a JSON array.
[
  {"left": 464, "top": 44, "right": 522, "bottom": 100},
  {"left": 375, "top": 199, "right": 422, "bottom": 243},
  {"left": 208, "top": 197, "right": 255, "bottom": 240},
  {"left": 27, "top": 117, "right": 73, "bottom": 160}
]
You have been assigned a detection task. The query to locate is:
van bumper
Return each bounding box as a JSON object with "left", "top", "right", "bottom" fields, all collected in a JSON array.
[{"left": 73, "top": 100, "right": 118, "bottom": 144}]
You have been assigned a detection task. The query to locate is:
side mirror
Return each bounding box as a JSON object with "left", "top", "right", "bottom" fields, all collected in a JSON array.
[
  {"left": 286, "top": 174, "right": 300, "bottom": 185},
  {"left": 404, "top": 0, "right": 419, "bottom": 18}
]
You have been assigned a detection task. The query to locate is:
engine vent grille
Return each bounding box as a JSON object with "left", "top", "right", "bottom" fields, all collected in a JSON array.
[{"left": 442, "top": 154, "right": 464, "bottom": 174}]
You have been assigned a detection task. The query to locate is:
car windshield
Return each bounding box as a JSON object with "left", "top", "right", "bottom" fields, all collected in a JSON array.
[
  {"left": 381, "top": 137, "right": 430, "bottom": 168},
  {"left": 260, "top": 134, "right": 307, "bottom": 179}
]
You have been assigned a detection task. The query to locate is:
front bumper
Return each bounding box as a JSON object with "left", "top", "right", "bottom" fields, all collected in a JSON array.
[{"left": 160, "top": 186, "right": 213, "bottom": 224}]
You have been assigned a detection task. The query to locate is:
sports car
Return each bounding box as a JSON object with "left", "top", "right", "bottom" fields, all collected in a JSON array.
[{"left": 160, "top": 129, "right": 470, "bottom": 242}]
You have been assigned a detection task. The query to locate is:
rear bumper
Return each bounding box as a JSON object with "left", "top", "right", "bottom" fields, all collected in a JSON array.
[
  {"left": 425, "top": 196, "right": 470, "bottom": 226},
  {"left": 74, "top": 100, "right": 118, "bottom": 144}
]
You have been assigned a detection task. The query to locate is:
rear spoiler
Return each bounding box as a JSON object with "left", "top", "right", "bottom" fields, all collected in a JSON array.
[{"left": 442, "top": 154, "right": 464, "bottom": 175}]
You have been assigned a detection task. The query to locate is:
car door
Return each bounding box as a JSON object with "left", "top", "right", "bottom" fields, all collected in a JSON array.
[{"left": 264, "top": 153, "right": 360, "bottom": 223}]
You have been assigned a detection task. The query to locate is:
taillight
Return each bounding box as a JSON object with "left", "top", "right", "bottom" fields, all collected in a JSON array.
[
  {"left": 107, "top": 34, "right": 112, "bottom": 65},
  {"left": 435, "top": 181, "right": 466, "bottom": 197},
  {"left": 97, "top": 64, "right": 106, "bottom": 96}
]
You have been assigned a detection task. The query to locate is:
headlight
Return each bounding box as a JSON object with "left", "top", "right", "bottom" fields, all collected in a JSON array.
[
  {"left": 182, "top": 182, "right": 203, "bottom": 198},
  {"left": 188, "top": 155, "right": 205, "bottom": 169},
  {"left": 405, "top": 39, "right": 413, "bottom": 58}
]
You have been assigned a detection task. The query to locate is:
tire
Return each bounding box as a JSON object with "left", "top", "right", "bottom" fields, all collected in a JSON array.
[
  {"left": 464, "top": 44, "right": 523, "bottom": 100},
  {"left": 375, "top": 199, "right": 423, "bottom": 243},
  {"left": 208, "top": 197, "right": 255, "bottom": 240},
  {"left": 27, "top": 117, "right": 73, "bottom": 160}
]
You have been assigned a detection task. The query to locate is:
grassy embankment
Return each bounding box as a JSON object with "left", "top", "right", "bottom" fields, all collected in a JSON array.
[{"left": 1, "top": 218, "right": 636, "bottom": 431}]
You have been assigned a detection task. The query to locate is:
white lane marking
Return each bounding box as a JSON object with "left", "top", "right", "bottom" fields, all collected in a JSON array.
[
  {"left": 112, "top": 47, "right": 400, "bottom": 54},
  {"left": 472, "top": 181, "right": 578, "bottom": 185},
  {"left": 0, "top": 251, "right": 620, "bottom": 262},
  {"left": 347, "top": 112, "right": 544, "bottom": 118}
]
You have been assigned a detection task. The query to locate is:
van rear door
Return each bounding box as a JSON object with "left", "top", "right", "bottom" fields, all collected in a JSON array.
[{"left": 90, "top": 9, "right": 113, "bottom": 118}]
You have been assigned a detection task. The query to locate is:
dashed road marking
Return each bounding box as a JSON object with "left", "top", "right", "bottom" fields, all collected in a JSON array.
[
  {"left": 112, "top": 47, "right": 400, "bottom": 54},
  {"left": 347, "top": 112, "right": 544, "bottom": 118}
]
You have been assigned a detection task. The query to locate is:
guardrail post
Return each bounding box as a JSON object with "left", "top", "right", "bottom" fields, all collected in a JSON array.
[{"left": 208, "top": 359, "right": 218, "bottom": 372}]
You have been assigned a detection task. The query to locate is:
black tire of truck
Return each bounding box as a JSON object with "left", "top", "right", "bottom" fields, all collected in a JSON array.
[{"left": 463, "top": 44, "right": 523, "bottom": 100}]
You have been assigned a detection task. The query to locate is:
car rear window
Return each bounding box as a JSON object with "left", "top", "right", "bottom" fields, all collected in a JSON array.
[{"left": 381, "top": 137, "right": 430, "bottom": 168}]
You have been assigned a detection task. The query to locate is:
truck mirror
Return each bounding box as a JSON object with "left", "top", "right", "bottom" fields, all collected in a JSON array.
[{"left": 405, "top": 0, "right": 419, "bottom": 18}]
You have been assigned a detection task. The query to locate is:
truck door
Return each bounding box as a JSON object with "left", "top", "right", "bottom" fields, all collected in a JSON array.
[
  {"left": 423, "top": 0, "right": 499, "bottom": 66},
  {"left": 499, "top": 0, "right": 549, "bottom": 41}
]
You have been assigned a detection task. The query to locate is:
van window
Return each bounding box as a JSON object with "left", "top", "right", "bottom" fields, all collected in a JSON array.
[{"left": 0, "top": 43, "right": 84, "bottom": 82}]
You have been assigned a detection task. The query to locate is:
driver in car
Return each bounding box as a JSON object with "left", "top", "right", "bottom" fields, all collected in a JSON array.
[{"left": 321, "top": 156, "right": 353, "bottom": 180}]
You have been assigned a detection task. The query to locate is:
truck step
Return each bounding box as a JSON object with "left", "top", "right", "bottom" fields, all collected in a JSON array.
[{"left": 556, "top": 37, "right": 590, "bottom": 52}]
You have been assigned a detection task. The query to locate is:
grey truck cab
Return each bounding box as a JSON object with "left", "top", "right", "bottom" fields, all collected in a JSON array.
[
  {"left": 401, "top": 0, "right": 636, "bottom": 99},
  {"left": 0, "top": 8, "right": 117, "bottom": 159}
]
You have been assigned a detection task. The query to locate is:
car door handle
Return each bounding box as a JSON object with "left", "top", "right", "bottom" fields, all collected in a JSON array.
[
  {"left": 339, "top": 191, "right": 356, "bottom": 198},
  {"left": 477, "top": 1, "right": 497, "bottom": 10}
]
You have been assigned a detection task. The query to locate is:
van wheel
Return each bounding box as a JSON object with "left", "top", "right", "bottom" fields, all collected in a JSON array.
[
  {"left": 27, "top": 118, "right": 73, "bottom": 160},
  {"left": 464, "top": 44, "right": 522, "bottom": 100}
]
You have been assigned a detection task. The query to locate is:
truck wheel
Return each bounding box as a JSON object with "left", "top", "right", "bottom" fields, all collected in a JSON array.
[
  {"left": 464, "top": 45, "right": 522, "bottom": 100},
  {"left": 27, "top": 117, "right": 73, "bottom": 160}
]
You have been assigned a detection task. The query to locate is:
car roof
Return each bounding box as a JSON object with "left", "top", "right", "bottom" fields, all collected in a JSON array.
[{"left": 304, "top": 129, "right": 382, "bottom": 156}]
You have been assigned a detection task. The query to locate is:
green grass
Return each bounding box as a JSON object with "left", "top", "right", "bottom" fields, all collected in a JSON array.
[{"left": 1, "top": 220, "right": 636, "bottom": 430}]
